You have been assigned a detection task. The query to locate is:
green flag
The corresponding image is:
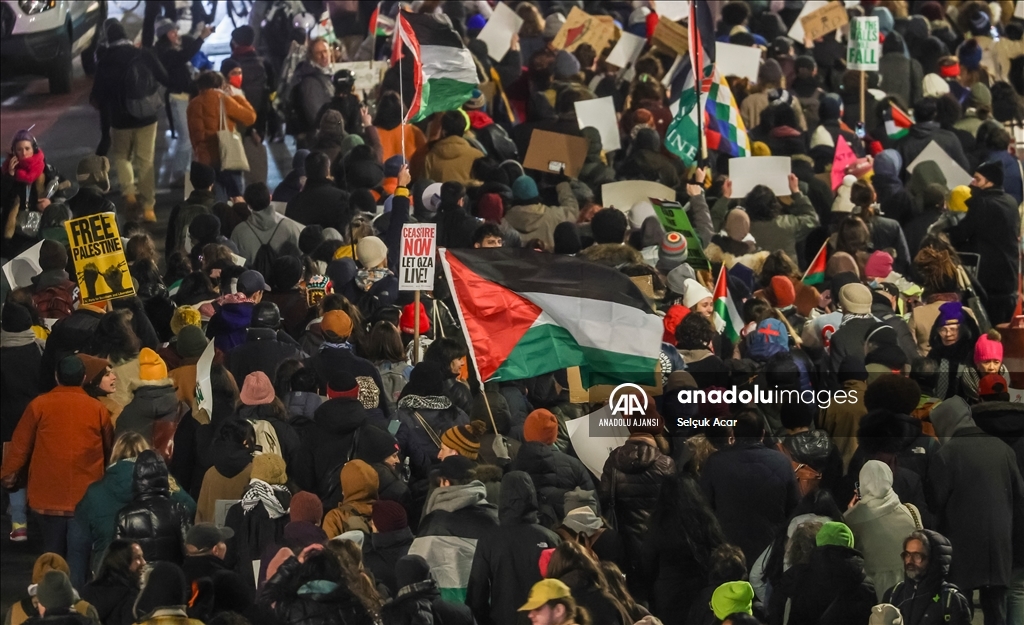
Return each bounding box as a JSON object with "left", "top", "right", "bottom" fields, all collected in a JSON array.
[
  {"left": 664, "top": 89, "right": 701, "bottom": 168},
  {"left": 651, "top": 198, "right": 711, "bottom": 271}
]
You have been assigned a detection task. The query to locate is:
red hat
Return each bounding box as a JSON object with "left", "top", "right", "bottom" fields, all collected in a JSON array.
[
  {"left": 662, "top": 304, "right": 691, "bottom": 344},
  {"left": 399, "top": 303, "right": 430, "bottom": 335},
  {"left": 371, "top": 500, "right": 408, "bottom": 533},
  {"left": 523, "top": 409, "right": 559, "bottom": 445},
  {"left": 974, "top": 331, "right": 1003, "bottom": 365},
  {"left": 978, "top": 373, "right": 1008, "bottom": 398},
  {"left": 289, "top": 491, "right": 324, "bottom": 525},
  {"left": 769, "top": 276, "right": 796, "bottom": 308},
  {"left": 939, "top": 61, "right": 960, "bottom": 78}
]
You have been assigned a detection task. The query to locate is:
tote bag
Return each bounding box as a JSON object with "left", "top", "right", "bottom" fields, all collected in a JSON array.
[{"left": 218, "top": 95, "right": 250, "bottom": 172}]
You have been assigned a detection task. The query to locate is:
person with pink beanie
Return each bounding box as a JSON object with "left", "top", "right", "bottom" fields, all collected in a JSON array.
[
  {"left": 961, "top": 330, "right": 1011, "bottom": 403},
  {"left": 237, "top": 372, "right": 302, "bottom": 472}
]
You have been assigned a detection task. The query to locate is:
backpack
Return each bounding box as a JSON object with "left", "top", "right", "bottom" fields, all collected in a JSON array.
[
  {"left": 246, "top": 221, "right": 283, "bottom": 277},
  {"left": 33, "top": 282, "right": 79, "bottom": 320},
  {"left": 249, "top": 419, "right": 282, "bottom": 457},
  {"left": 377, "top": 363, "right": 407, "bottom": 414},
  {"left": 776, "top": 442, "right": 823, "bottom": 497},
  {"left": 123, "top": 53, "right": 163, "bottom": 119}
]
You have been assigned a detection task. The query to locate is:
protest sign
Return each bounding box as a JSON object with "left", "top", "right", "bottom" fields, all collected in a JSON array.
[
  {"left": 398, "top": 224, "right": 437, "bottom": 291},
  {"left": 652, "top": 1, "right": 688, "bottom": 22},
  {"left": 651, "top": 198, "right": 712, "bottom": 271},
  {"left": 1, "top": 240, "right": 44, "bottom": 290},
  {"left": 332, "top": 61, "right": 388, "bottom": 94},
  {"left": 523, "top": 130, "right": 589, "bottom": 178},
  {"left": 1017, "top": 0, "right": 1024, "bottom": 19},
  {"left": 194, "top": 338, "right": 216, "bottom": 423},
  {"left": 476, "top": 2, "right": 523, "bottom": 62},
  {"left": 551, "top": 7, "right": 618, "bottom": 53},
  {"left": 800, "top": 1, "right": 849, "bottom": 43},
  {"left": 575, "top": 96, "right": 621, "bottom": 152},
  {"left": 847, "top": 16, "right": 880, "bottom": 71},
  {"left": 832, "top": 135, "right": 857, "bottom": 190},
  {"left": 716, "top": 42, "right": 762, "bottom": 83},
  {"left": 566, "top": 406, "right": 628, "bottom": 479},
  {"left": 652, "top": 16, "right": 688, "bottom": 55},
  {"left": 601, "top": 181, "right": 676, "bottom": 212},
  {"left": 64, "top": 213, "right": 135, "bottom": 305},
  {"left": 729, "top": 156, "right": 792, "bottom": 197},
  {"left": 907, "top": 141, "right": 973, "bottom": 188},
  {"left": 788, "top": 0, "right": 829, "bottom": 44},
  {"left": 605, "top": 31, "right": 646, "bottom": 69}
]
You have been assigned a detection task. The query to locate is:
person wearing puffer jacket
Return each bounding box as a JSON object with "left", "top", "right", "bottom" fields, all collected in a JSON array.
[
  {"left": 381, "top": 555, "right": 474, "bottom": 625},
  {"left": 114, "top": 451, "right": 192, "bottom": 565},
  {"left": 599, "top": 400, "right": 675, "bottom": 598},
  {"left": 511, "top": 410, "right": 596, "bottom": 523},
  {"left": 395, "top": 362, "right": 470, "bottom": 484}
]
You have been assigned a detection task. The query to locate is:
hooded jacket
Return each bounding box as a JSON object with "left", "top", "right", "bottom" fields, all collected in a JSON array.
[
  {"left": 785, "top": 545, "right": 877, "bottom": 625},
  {"left": 207, "top": 302, "right": 255, "bottom": 353},
  {"left": 114, "top": 452, "right": 191, "bottom": 564},
  {"left": 363, "top": 527, "right": 414, "bottom": 597},
  {"left": 896, "top": 122, "right": 970, "bottom": 174},
  {"left": 91, "top": 44, "right": 169, "bottom": 129},
  {"left": 972, "top": 400, "right": 1024, "bottom": 478},
  {"left": 261, "top": 555, "right": 375, "bottom": 625},
  {"left": 467, "top": 472, "right": 561, "bottom": 625},
  {"left": 230, "top": 208, "right": 305, "bottom": 264},
  {"left": 502, "top": 181, "right": 579, "bottom": 250},
  {"left": 115, "top": 382, "right": 183, "bottom": 459},
  {"left": 409, "top": 482, "right": 498, "bottom": 603},
  {"left": 929, "top": 397, "right": 1024, "bottom": 590},
  {"left": 511, "top": 442, "right": 596, "bottom": 522},
  {"left": 883, "top": 529, "right": 973, "bottom": 625},
  {"left": 300, "top": 397, "right": 370, "bottom": 506},
  {"left": 322, "top": 460, "right": 378, "bottom": 539},
  {"left": 292, "top": 61, "right": 335, "bottom": 133},
  {"left": 395, "top": 398, "right": 469, "bottom": 483},
  {"left": 226, "top": 328, "right": 304, "bottom": 385},
  {"left": 195, "top": 442, "right": 253, "bottom": 523},
  {"left": 948, "top": 185, "right": 1022, "bottom": 298},
  {"left": 424, "top": 136, "right": 484, "bottom": 185},
  {"left": 285, "top": 179, "right": 353, "bottom": 232},
  {"left": 0, "top": 332, "right": 43, "bottom": 443}
]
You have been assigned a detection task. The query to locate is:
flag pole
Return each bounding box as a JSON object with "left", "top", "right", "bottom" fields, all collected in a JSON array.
[
  {"left": 801, "top": 240, "right": 827, "bottom": 283},
  {"left": 690, "top": 0, "right": 705, "bottom": 175},
  {"left": 413, "top": 289, "right": 420, "bottom": 364}
]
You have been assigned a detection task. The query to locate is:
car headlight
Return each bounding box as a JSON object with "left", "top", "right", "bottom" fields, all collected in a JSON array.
[{"left": 19, "top": 0, "right": 57, "bottom": 15}]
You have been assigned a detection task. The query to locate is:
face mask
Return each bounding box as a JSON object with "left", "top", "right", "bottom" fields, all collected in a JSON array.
[{"left": 229, "top": 74, "right": 243, "bottom": 89}]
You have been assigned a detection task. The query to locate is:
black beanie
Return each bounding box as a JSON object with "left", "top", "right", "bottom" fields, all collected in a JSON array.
[
  {"left": 134, "top": 562, "right": 188, "bottom": 620},
  {"left": 1, "top": 302, "right": 33, "bottom": 332},
  {"left": 395, "top": 555, "right": 431, "bottom": 590},
  {"left": 355, "top": 424, "right": 400, "bottom": 464},
  {"left": 975, "top": 161, "right": 1004, "bottom": 188},
  {"left": 299, "top": 225, "right": 325, "bottom": 255},
  {"left": 39, "top": 240, "right": 67, "bottom": 271},
  {"left": 189, "top": 162, "right": 217, "bottom": 190},
  {"left": 401, "top": 362, "right": 447, "bottom": 398},
  {"left": 553, "top": 222, "right": 582, "bottom": 255},
  {"left": 188, "top": 213, "right": 221, "bottom": 244}
]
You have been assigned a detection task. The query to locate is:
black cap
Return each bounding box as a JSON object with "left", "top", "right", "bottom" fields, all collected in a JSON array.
[
  {"left": 185, "top": 523, "right": 235, "bottom": 551},
  {"left": 231, "top": 25, "right": 255, "bottom": 46},
  {"left": 438, "top": 455, "right": 476, "bottom": 482},
  {"left": 333, "top": 69, "right": 355, "bottom": 93},
  {"left": 250, "top": 301, "right": 282, "bottom": 329},
  {"left": 975, "top": 161, "right": 1004, "bottom": 188},
  {"left": 237, "top": 270, "right": 268, "bottom": 296}
]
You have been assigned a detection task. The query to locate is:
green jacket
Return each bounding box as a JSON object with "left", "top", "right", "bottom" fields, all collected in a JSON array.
[{"left": 74, "top": 459, "right": 196, "bottom": 554}]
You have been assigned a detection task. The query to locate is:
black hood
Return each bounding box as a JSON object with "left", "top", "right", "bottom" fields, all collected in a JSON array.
[
  {"left": 499, "top": 471, "right": 540, "bottom": 526},
  {"left": 972, "top": 401, "right": 1024, "bottom": 445},
  {"left": 211, "top": 441, "right": 253, "bottom": 478},
  {"left": 314, "top": 397, "right": 369, "bottom": 437},
  {"left": 513, "top": 442, "right": 559, "bottom": 489},
  {"left": 917, "top": 529, "right": 954, "bottom": 592},
  {"left": 133, "top": 450, "right": 170, "bottom": 498},
  {"left": 782, "top": 429, "right": 834, "bottom": 464},
  {"left": 128, "top": 384, "right": 180, "bottom": 418}
]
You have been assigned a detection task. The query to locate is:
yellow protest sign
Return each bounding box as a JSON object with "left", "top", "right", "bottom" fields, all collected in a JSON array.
[{"left": 65, "top": 213, "right": 135, "bottom": 304}]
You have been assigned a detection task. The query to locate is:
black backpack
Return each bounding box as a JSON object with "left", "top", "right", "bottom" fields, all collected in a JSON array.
[
  {"left": 246, "top": 221, "right": 283, "bottom": 277},
  {"left": 123, "top": 53, "right": 162, "bottom": 119}
]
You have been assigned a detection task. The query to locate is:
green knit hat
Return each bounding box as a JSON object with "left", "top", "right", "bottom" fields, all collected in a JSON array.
[
  {"left": 711, "top": 581, "right": 754, "bottom": 619},
  {"left": 816, "top": 521, "right": 855, "bottom": 548}
]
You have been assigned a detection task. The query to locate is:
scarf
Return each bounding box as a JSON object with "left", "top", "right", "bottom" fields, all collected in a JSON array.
[
  {"left": 397, "top": 395, "right": 452, "bottom": 411},
  {"left": 0, "top": 329, "right": 39, "bottom": 349},
  {"left": 319, "top": 340, "right": 353, "bottom": 352},
  {"left": 6, "top": 149, "right": 45, "bottom": 185},
  {"left": 241, "top": 479, "right": 289, "bottom": 519},
  {"left": 840, "top": 312, "right": 876, "bottom": 326}
]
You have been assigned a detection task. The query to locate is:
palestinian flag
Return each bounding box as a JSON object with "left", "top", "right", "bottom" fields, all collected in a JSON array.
[
  {"left": 713, "top": 267, "right": 742, "bottom": 344},
  {"left": 369, "top": 4, "right": 393, "bottom": 38},
  {"left": 883, "top": 102, "right": 913, "bottom": 140},
  {"left": 392, "top": 12, "right": 478, "bottom": 122},
  {"left": 802, "top": 240, "right": 828, "bottom": 286},
  {"left": 439, "top": 248, "right": 663, "bottom": 387}
]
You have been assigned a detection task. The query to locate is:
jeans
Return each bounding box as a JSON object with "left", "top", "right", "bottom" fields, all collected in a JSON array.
[
  {"left": 168, "top": 94, "right": 192, "bottom": 174},
  {"left": 8, "top": 488, "right": 26, "bottom": 525},
  {"left": 109, "top": 122, "right": 158, "bottom": 211},
  {"left": 216, "top": 169, "right": 244, "bottom": 200},
  {"left": 37, "top": 515, "right": 91, "bottom": 587},
  {"left": 1008, "top": 568, "right": 1024, "bottom": 625},
  {"left": 980, "top": 585, "right": 1009, "bottom": 625}
]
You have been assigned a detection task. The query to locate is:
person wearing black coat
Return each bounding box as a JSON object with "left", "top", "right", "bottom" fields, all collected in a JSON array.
[
  {"left": 467, "top": 471, "right": 561, "bottom": 625},
  {"left": 362, "top": 500, "right": 413, "bottom": 597},
  {"left": 285, "top": 153, "right": 352, "bottom": 232},
  {"left": 114, "top": 450, "right": 191, "bottom": 565},
  {"left": 39, "top": 305, "right": 105, "bottom": 390},
  {"left": 700, "top": 410, "right": 800, "bottom": 566},
  {"left": 784, "top": 525, "right": 877, "bottom": 625},
  {"left": 80, "top": 539, "right": 143, "bottom": 625},
  {"left": 546, "top": 542, "right": 631, "bottom": 625},
  {"left": 259, "top": 550, "right": 375, "bottom": 625},
  {"left": 511, "top": 441, "right": 596, "bottom": 522},
  {"left": 395, "top": 363, "right": 470, "bottom": 484},
  {"left": 353, "top": 425, "right": 410, "bottom": 508},
  {"left": 883, "top": 529, "right": 973, "bottom": 625},
  {"left": 599, "top": 426, "right": 676, "bottom": 598},
  {"left": 297, "top": 385, "right": 372, "bottom": 506},
  {"left": 381, "top": 556, "right": 474, "bottom": 625},
  {"left": 896, "top": 99, "right": 971, "bottom": 173},
  {"left": 0, "top": 302, "right": 43, "bottom": 444},
  {"left": 947, "top": 166, "right": 1023, "bottom": 324},
  {"left": 226, "top": 302, "right": 305, "bottom": 383}
]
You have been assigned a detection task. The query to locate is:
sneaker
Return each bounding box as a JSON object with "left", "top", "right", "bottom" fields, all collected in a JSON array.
[
  {"left": 142, "top": 208, "right": 157, "bottom": 223},
  {"left": 10, "top": 523, "right": 27, "bottom": 542}
]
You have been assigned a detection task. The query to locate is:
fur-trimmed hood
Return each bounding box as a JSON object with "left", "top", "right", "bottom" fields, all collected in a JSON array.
[
  {"left": 580, "top": 243, "right": 644, "bottom": 268},
  {"left": 702, "top": 247, "right": 770, "bottom": 274}
]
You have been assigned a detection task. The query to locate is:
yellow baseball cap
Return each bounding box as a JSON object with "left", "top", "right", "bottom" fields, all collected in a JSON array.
[
  {"left": 948, "top": 185, "right": 971, "bottom": 213},
  {"left": 518, "top": 579, "right": 572, "bottom": 611}
]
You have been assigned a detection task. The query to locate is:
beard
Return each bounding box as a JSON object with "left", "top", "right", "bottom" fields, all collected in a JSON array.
[{"left": 905, "top": 564, "right": 924, "bottom": 580}]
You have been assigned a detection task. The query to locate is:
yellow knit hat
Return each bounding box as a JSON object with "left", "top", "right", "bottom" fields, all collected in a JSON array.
[
  {"left": 948, "top": 185, "right": 971, "bottom": 213},
  {"left": 751, "top": 141, "right": 771, "bottom": 156},
  {"left": 138, "top": 348, "right": 168, "bottom": 381},
  {"left": 170, "top": 306, "right": 202, "bottom": 336},
  {"left": 440, "top": 420, "right": 487, "bottom": 460}
]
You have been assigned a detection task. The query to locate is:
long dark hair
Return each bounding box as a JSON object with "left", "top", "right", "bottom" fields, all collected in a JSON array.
[
  {"left": 648, "top": 474, "right": 726, "bottom": 568},
  {"left": 364, "top": 321, "right": 406, "bottom": 363},
  {"left": 94, "top": 539, "right": 140, "bottom": 587},
  {"left": 91, "top": 309, "right": 141, "bottom": 363},
  {"left": 373, "top": 91, "right": 405, "bottom": 131}
]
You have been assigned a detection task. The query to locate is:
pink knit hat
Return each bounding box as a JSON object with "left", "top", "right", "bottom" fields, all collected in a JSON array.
[
  {"left": 864, "top": 250, "right": 894, "bottom": 280},
  {"left": 240, "top": 371, "right": 275, "bottom": 406},
  {"left": 974, "top": 331, "right": 1003, "bottom": 365}
]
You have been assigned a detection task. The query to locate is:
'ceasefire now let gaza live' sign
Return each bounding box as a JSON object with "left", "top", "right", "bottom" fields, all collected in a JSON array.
[{"left": 398, "top": 224, "right": 437, "bottom": 291}]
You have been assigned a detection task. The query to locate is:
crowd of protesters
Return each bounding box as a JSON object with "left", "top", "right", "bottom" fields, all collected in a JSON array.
[{"left": 1, "top": 1, "right": 1024, "bottom": 625}]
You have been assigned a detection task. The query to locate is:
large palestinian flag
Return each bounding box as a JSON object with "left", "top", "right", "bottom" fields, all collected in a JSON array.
[
  {"left": 392, "top": 12, "right": 478, "bottom": 122},
  {"left": 439, "top": 249, "right": 664, "bottom": 387}
]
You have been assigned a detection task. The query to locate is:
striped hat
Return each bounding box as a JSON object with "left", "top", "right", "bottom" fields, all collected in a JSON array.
[
  {"left": 657, "top": 231, "right": 688, "bottom": 273},
  {"left": 440, "top": 420, "right": 487, "bottom": 460}
]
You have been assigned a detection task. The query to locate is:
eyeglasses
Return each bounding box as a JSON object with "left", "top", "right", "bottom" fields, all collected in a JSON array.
[{"left": 901, "top": 551, "right": 927, "bottom": 564}]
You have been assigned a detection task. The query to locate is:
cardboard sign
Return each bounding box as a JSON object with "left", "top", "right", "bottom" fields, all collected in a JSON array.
[
  {"left": 574, "top": 96, "right": 621, "bottom": 152},
  {"left": 1, "top": 240, "right": 44, "bottom": 290},
  {"left": 551, "top": 7, "right": 618, "bottom": 53},
  {"left": 476, "top": 2, "right": 523, "bottom": 62},
  {"left": 729, "top": 156, "right": 792, "bottom": 197},
  {"left": 601, "top": 181, "right": 676, "bottom": 212},
  {"left": 194, "top": 338, "right": 216, "bottom": 424},
  {"left": 847, "top": 16, "right": 880, "bottom": 71},
  {"left": 800, "top": 1, "right": 849, "bottom": 43},
  {"left": 831, "top": 135, "right": 857, "bottom": 190},
  {"left": 907, "top": 141, "right": 973, "bottom": 188},
  {"left": 716, "top": 42, "right": 762, "bottom": 83},
  {"left": 332, "top": 61, "right": 388, "bottom": 94},
  {"left": 523, "top": 130, "right": 589, "bottom": 178},
  {"left": 605, "top": 31, "right": 646, "bottom": 69},
  {"left": 565, "top": 406, "right": 629, "bottom": 479},
  {"left": 651, "top": 199, "right": 711, "bottom": 271},
  {"left": 64, "top": 213, "right": 135, "bottom": 305},
  {"left": 652, "top": 16, "right": 688, "bottom": 55},
  {"left": 398, "top": 224, "right": 437, "bottom": 291}
]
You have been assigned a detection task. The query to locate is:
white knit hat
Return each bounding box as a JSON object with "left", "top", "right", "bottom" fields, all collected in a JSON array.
[
  {"left": 922, "top": 73, "right": 950, "bottom": 98},
  {"left": 831, "top": 175, "right": 858, "bottom": 214},
  {"left": 682, "top": 278, "right": 713, "bottom": 309}
]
